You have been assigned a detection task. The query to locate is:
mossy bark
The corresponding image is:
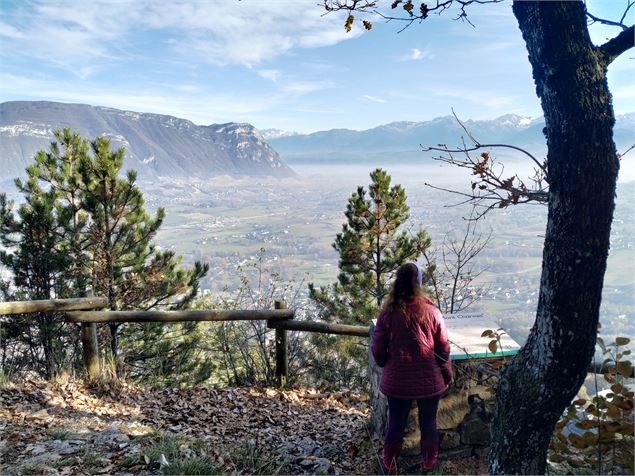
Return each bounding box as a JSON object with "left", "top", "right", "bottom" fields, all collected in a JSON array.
[{"left": 489, "top": 1, "right": 625, "bottom": 473}]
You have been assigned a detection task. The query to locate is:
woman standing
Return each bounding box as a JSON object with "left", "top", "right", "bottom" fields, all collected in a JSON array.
[{"left": 371, "top": 262, "right": 452, "bottom": 474}]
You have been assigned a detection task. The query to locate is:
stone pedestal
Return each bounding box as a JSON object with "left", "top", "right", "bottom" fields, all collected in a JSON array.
[
  {"left": 368, "top": 327, "right": 497, "bottom": 460},
  {"left": 368, "top": 334, "right": 388, "bottom": 443}
]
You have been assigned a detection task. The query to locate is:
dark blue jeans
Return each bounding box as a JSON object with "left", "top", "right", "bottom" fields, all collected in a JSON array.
[{"left": 384, "top": 395, "right": 440, "bottom": 470}]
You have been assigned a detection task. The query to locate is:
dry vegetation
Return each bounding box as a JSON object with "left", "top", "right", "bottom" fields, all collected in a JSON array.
[{"left": 0, "top": 378, "right": 487, "bottom": 475}]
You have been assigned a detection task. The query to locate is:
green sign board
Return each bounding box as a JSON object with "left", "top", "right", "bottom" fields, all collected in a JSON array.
[{"left": 444, "top": 312, "right": 521, "bottom": 360}]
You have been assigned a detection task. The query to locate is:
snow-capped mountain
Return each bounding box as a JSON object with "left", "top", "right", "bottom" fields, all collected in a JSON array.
[
  {"left": 0, "top": 101, "right": 294, "bottom": 182},
  {"left": 268, "top": 113, "right": 635, "bottom": 165},
  {"left": 258, "top": 128, "right": 300, "bottom": 140}
]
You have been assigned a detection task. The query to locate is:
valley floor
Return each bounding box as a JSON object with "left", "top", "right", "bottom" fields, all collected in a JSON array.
[{"left": 0, "top": 379, "right": 486, "bottom": 475}]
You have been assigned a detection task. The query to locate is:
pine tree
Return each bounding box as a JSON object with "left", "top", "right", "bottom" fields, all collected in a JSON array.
[
  {"left": 27, "top": 129, "right": 91, "bottom": 296},
  {"left": 306, "top": 168, "right": 432, "bottom": 388},
  {"left": 309, "top": 168, "right": 432, "bottom": 325},
  {"left": 1, "top": 129, "right": 209, "bottom": 382},
  {"left": 77, "top": 135, "right": 209, "bottom": 374},
  {"left": 0, "top": 177, "right": 74, "bottom": 379}
]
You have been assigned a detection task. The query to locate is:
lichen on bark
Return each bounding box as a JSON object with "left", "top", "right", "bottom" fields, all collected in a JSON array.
[{"left": 488, "top": 1, "right": 626, "bottom": 473}]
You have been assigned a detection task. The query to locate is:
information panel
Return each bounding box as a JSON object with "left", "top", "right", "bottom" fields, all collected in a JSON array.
[{"left": 444, "top": 312, "right": 521, "bottom": 360}]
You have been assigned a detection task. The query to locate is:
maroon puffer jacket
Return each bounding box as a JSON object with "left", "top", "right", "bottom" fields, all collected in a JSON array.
[{"left": 371, "top": 297, "right": 452, "bottom": 399}]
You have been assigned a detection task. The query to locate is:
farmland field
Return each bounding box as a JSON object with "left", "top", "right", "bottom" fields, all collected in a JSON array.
[{"left": 140, "top": 164, "right": 633, "bottom": 347}]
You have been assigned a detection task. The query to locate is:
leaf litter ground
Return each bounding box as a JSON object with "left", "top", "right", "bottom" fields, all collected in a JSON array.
[{"left": 0, "top": 379, "right": 486, "bottom": 475}]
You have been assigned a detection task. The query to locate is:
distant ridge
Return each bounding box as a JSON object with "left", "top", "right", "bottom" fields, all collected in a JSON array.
[
  {"left": 259, "top": 128, "right": 300, "bottom": 140},
  {"left": 0, "top": 101, "right": 294, "bottom": 182},
  {"left": 267, "top": 113, "right": 635, "bottom": 165}
]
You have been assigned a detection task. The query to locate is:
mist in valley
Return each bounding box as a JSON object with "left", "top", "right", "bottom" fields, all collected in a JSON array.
[{"left": 140, "top": 160, "right": 634, "bottom": 351}]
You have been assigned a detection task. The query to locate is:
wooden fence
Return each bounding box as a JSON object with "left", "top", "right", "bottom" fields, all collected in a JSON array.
[
  {"left": 1, "top": 297, "right": 630, "bottom": 383},
  {"left": 0, "top": 296, "right": 369, "bottom": 385}
]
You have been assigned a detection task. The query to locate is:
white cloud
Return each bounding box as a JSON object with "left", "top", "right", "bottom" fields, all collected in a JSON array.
[
  {"left": 410, "top": 48, "right": 424, "bottom": 60},
  {"left": 430, "top": 85, "right": 519, "bottom": 111},
  {"left": 2, "top": 0, "right": 363, "bottom": 72},
  {"left": 0, "top": 73, "right": 276, "bottom": 125},
  {"left": 283, "top": 80, "right": 335, "bottom": 95},
  {"left": 0, "top": 72, "right": 341, "bottom": 132},
  {"left": 77, "top": 65, "right": 105, "bottom": 80},
  {"left": 0, "top": 21, "right": 25, "bottom": 39},
  {"left": 257, "top": 69, "right": 281, "bottom": 82},
  {"left": 401, "top": 48, "right": 431, "bottom": 61},
  {"left": 361, "top": 95, "right": 387, "bottom": 104},
  {"left": 173, "top": 84, "right": 202, "bottom": 94}
]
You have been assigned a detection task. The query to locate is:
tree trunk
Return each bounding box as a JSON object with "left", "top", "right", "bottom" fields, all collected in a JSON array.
[
  {"left": 42, "top": 313, "right": 56, "bottom": 380},
  {"left": 109, "top": 323, "right": 119, "bottom": 376},
  {"left": 489, "top": 2, "right": 620, "bottom": 473}
]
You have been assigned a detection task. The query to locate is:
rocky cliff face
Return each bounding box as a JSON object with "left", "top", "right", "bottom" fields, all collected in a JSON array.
[
  {"left": 0, "top": 101, "right": 294, "bottom": 181},
  {"left": 204, "top": 123, "right": 288, "bottom": 175}
]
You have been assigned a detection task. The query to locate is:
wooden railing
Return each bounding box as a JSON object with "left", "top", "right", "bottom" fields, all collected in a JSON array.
[
  {"left": 0, "top": 297, "right": 369, "bottom": 385},
  {"left": 65, "top": 309, "right": 295, "bottom": 323},
  {"left": 3, "top": 297, "right": 629, "bottom": 383},
  {"left": 0, "top": 297, "right": 108, "bottom": 314},
  {"left": 0, "top": 297, "right": 108, "bottom": 379}
]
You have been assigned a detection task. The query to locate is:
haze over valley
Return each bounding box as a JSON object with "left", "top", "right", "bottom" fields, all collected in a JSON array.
[
  {"left": 2, "top": 3, "right": 635, "bottom": 474},
  {"left": 1, "top": 101, "right": 633, "bottom": 351},
  {"left": 139, "top": 164, "right": 634, "bottom": 351}
]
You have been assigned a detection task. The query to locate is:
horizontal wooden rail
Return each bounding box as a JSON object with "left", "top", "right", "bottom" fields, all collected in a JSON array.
[
  {"left": 0, "top": 297, "right": 108, "bottom": 315},
  {"left": 268, "top": 319, "right": 369, "bottom": 337},
  {"left": 66, "top": 309, "right": 295, "bottom": 323}
]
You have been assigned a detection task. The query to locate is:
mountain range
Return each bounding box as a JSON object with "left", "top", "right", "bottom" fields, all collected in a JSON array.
[
  {"left": 0, "top": 101, "right": 293, "bottom": 183},
  {"left": 267, "top": 113, "right": 635, "bottom": 165},
  {"left": 2, "top": 101, "right": 633, "bottom": 183}
]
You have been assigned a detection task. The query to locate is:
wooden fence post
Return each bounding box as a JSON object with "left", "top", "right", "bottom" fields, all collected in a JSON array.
[
  {"left": 274, "top": 300, "right": 288, "bottom": 388},
  {"left": 81, "top": 290, "right": 100, "bottom": 380}
]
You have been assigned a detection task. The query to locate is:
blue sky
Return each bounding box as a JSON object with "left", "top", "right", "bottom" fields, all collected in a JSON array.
[{"left": 0, "top": 0, "right": 633, "bottom": 133}]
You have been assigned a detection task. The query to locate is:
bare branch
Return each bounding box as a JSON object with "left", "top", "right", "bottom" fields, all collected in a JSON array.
[
  {"left": 617, "top": 143, "right": 635, "bottom": 159},
  {"left": 424, "top": 109, "right": 546, "bottom": 172},
  {"left": 422, "top": 182, "right": 500, "bottom": 221},
  {"left": 423, "top": 209, "right": 491, "bottom": 313},
  {"left": 597, "top": 25, "right": 635, "bottom": 65},
  {"left": 621, "top": 0, "right": 635, "bottom": 25},
  {"left": 421, "top": 112, "right": 549, "bottom": 220},
  {"left": 323, "top": 0, "right": 503, "bottom": 32},
  {"left": 423, "top": 143, "right": 546, "bottom": 173},
  {"left": 585, "top": 0, "right": 634, "bottom": 31}
]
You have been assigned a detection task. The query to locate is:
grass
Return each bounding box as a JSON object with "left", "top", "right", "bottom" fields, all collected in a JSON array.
[
  {"left": 162, "top": 457, "right": 222, "bottom": 475},
  {"left": 125, "top": 432, "right": 217, "bottom": 475},
  {"left": 21, "top": 462, "right": 52, "bottom": 475},
  {"left": 81, "top": 447, "right": 103, "bottom": 468},
  {"left": 547, "top": 461, "right": 598, "bottom": 475},
  {"left": 0, "top": 369, "right": 13, "bottom": 389},
  {"left": 227, "top": 441, "right": 288, "bottom": 475},
  {"left": 120, "top": 453, "right": 144, "bottom": 466},
  {"left": 21, "top": 457, "right": 78, "bottom": 474},
  {"left": 50, "top": 428, "right": 72, "bottom": 440},
  {"left": 127, "top": 432, "right": 288, "bottom": 476},
  {"left": 139, "top": 432, "right": 203, "bottom": 462}
]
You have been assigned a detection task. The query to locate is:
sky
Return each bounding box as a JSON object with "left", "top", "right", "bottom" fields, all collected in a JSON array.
[{"left": 0, "top": 0, "right": 633, "bottom": 133}]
